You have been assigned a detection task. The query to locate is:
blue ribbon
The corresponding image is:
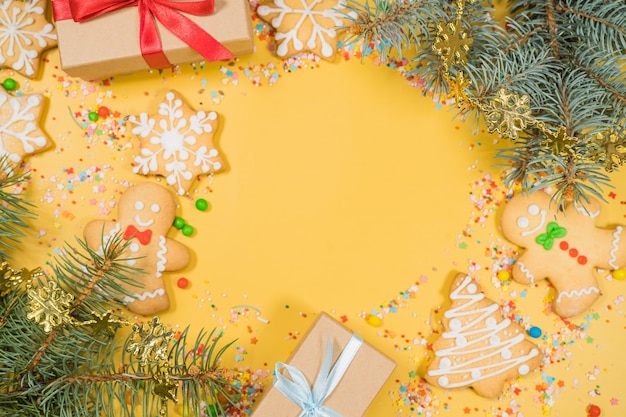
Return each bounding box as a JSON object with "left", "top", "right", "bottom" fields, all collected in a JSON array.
[{"left": 273, "top": 334, "right": 363, "bottom": 417}]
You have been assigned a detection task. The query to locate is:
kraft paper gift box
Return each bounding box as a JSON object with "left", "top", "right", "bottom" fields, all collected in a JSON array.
[
  {"left": 251, "top": 312, "right": 396, "bottom": 417},
  {"left": 52, "top": 0, "right": 254, "bottom": 80}
]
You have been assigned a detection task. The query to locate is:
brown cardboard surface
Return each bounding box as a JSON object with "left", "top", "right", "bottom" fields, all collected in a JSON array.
[
  {"left": 53, "top": 0, "right": 254, "bottom": 80},
  {"left": 250, "top": 313, "right": 396, "bottom": 417}
]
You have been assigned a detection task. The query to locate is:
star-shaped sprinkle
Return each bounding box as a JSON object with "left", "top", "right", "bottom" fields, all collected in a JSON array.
[
  {"left": 0, "top": 0, "right": 57, "bottom": 77},
  {"left": 257, "top": 0, "right": 356, "bottom": 60},
  {"left": 129, "top": 90, "right": 224, "bottom": 195},
  {"left": 0, "top": 90, "right": 50, "bottom": 167}
]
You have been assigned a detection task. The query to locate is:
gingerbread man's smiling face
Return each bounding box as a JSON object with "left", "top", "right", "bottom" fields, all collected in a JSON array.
[
  {"left": 501, "top": 192, "right": 556, "bottom": 246},
  {"left": 118, "top": 183, "right": 176, "bottom": 234}
]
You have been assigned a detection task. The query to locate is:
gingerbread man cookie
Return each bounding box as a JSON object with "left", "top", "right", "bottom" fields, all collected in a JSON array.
[
  {"left": 84, "top": 183, "right": 190, "bottom": 315},
  {"left": 426, "top": 273, "right": 542, "bottom": 398},
  {"left": 501, "top": 191, "right": 626, "bottom": 318}
]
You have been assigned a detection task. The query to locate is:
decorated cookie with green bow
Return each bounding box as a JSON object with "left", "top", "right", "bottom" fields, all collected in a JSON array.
[{"left": 501, "top": 191, "right": 626, "bottom": 318}]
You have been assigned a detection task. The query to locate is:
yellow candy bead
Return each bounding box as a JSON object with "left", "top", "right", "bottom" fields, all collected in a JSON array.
[
  {"left": 612, "top": 269, "right": 626, "bottom": 280},
  {"left": 366, "top": 314, "right": 382, "bottom": 327},
  {"left": 497, "top": 270, "right": 511, "bottom": 282}
]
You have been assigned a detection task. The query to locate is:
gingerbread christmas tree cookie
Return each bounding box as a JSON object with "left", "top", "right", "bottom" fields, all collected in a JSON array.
[
  {"left": 129, "top": 90, "right": 225, "bottom": 196},
  {"left": 0, "top": 0, "right": 57, "bottom": 78},
  {"left": 0, "top": 89, "right": 50, "bottom": 166},
  {"left": 501, "top": 191, "right": 626, "bottom": 318},
  {"left": 426, "top": 273, "right": 542, "bottom": 398},
  {"left": 257, "top": 0, "right": 356, "bottom": 60}
]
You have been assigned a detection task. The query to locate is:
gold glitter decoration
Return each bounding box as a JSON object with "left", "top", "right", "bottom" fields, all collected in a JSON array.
[
  {"left": 433, "top": 20, "right": 473, "bottom": 71},
  {"left": 26, "top": 281, "right": 74, "bottom": 333},
  {"left": 153, "top": 374, "right": 178, "bottom": 403},
  {"left": 89, "top": 311, "right": 126, "bottom": 336},
  {"left": 446, "top": 71, "right": 472, "bottom": 108},
  {"left": 484, "top": 89, "right": 534, "bottom": 140},
  {"left": 0, "top": 262, "right": 44, "bottom": 296},
  {"left": 593, "top": 129, "right": 626, "bottom": 172},
  {"left": 126, "top": 316, "right": 174, "bottom": 364},
  {"left": 541, "top": 126, "right": 579, "bottom": 157}
]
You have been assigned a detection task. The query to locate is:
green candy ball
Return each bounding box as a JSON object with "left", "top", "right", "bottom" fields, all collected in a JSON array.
[
  {"left": 182, "top": 224, "right": 194, "bottom": 237},
  {"left": 88, "top": 111, "right": 99, "bottom": 121},
  {"left": 2, "top": 78, "right": 17, "bottom": 91},
  {"left": 173, "top": 217, "right": 186, "bottom": 229},
  {"left": 195, "top": 198, "right": 209, "bottom": 211}
]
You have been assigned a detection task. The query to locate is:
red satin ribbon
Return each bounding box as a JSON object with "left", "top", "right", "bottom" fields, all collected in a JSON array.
[{"left": 52, "top": 0, "right": 234, "bottom": 69}]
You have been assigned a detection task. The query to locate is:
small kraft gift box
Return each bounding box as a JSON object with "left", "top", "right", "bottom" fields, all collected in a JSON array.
[
  {"left": 52, "top": 0, "right": 255, "bottom": 80},
  {"left": 251, "top": 312, "right": 396, "bottom": 417}
]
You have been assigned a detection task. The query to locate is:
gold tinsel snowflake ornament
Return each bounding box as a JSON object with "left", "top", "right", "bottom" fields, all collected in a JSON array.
[
  {"left": 26, "top": 281, "right": 74, "bottom": 333},
  {"left": 433, "top": 20, "right": 473, "bottom": 71},
  {"left": 485, "top": 89, "right": 534, "bottom": 141},
  {"left": 126, "top": 316, "right": 174, "bottom": 364}
]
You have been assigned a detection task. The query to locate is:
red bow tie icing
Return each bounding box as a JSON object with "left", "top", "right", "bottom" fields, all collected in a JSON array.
[{"left": 124, "top": 225, "right": 152, "bottom": 245}]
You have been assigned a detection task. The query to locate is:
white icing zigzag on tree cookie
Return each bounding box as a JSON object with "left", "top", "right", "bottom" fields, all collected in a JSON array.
[{"left": 428, "top": 275, "right": 539, "bottom": 388}]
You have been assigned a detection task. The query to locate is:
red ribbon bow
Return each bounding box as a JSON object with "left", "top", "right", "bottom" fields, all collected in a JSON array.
[
  {"left": 53, "top": 0, "right": 234, "bottom": 69},
  {"left": 124, "top": 225, "right": 153, "bottom": 245}
]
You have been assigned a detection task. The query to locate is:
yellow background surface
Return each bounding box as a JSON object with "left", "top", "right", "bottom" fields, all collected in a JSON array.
[{"left": 5, "top": 7, "right": 626, "bottom": 417}]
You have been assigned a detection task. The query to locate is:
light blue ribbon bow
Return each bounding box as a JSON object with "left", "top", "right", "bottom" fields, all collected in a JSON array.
[{"left": 273, "top": 334, "right": 363, "bottom": 417}]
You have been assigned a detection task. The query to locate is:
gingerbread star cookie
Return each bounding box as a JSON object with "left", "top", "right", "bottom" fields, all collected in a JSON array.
[
  {"left": 0, "top": 89, "right": 50, "bottom": 165},
  {"left": 129, "top": 90, "right": 225, "bottom": 196},
  {"left": 257, "top": 0, "right": 356, "bottom": 60},
  {"left": 426, "top": 273, "right": 542, "bottom": 398},
  {"left": 0, "top": 0, "right": 57, "bottom": 78}
]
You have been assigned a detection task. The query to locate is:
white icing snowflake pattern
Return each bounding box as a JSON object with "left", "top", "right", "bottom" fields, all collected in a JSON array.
[
  {"left": 0, "top": 0, "right": 57, "bottom": 77},
  {"left": 258, "top": 0, "right": 355, "bottom": 59},
  {"left": 0, "top": 90, "right": 49, "bottom": 164},
  {"left": 130, "top": 91, "right": 224, "bottom": 195}
]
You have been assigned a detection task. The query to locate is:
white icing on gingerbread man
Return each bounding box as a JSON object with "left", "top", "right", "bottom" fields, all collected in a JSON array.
[
  {"left": 84, "top": 183, "right": 190, "bottom": 315},
  {"left": 501, "top": 191, "right": 626, "bottom": 318}
]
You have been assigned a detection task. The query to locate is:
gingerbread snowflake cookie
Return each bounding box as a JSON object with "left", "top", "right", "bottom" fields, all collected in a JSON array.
[
  {"left": 129, "top": 90, "right": 224, "bottom": 196},
  {"left": 426, "top": 273, "right": 542, "bottom": 398},
  {"left": 501, "top": 191, "right": 626, "bottom": 318},
  {"left": 0, "top": 89, "right": 50, "bottom": 165},
  {"left": 257, "top": 0, "right": 356, "bottom": 60},
  {"left": 0, "top": 0, "right": 57, "bottom": 78},
  {"left": 84, "top": 183, "right": 190, "bottom": 315}
]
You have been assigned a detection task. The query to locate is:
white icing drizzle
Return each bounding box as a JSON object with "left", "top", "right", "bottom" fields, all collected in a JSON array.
[
  {"left": 155, "top": 235, "right": 168, "bottom": 278},
  {"left": 520, "top": 209, "right": 546, "bottom": 237},
  {"left": 556, "top": 286, "right": 600, "bottom": 304},
  {"left": 428, "top": 275, "right": 539, "bottom": 388},
  {"left": 123, "top": 288, "right": 166, "bottom": 304},
  {"left": 517, "top": 261, "right": 535, "bottom": 285},
  {"left": 609, "top": 226, "right": 623, "bottom": 269}
]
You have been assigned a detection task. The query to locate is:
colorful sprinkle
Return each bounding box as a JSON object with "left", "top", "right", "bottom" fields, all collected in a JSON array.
[{"left": 611, "top": 268, "right": 626, "bottom": 280}]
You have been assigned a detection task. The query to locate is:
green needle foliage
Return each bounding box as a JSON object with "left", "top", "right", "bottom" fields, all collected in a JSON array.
[
  {"left": 0, "top": 174, "right": 241, "bottom": 416},
  {"left": 343, "top": 0, "right": 626, "bottom": 207},
  {"left": 0, "top": 156, "right": 35, "bottom": 258}
]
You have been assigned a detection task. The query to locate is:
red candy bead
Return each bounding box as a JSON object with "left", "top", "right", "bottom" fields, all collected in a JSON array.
[
  {"left": 559, "top": 241, "right": 569, "bottom": 250},
  {"left": 569, "top": 248, "right": 579, "bottom": 257},
  {"left": 97, "top": 106, "right": 111, "bottom": 118},
  {"left": 177, "top": 277, "right": 189, "bottom": 289},
  {"left": 578, "top": 256, "right": 588, "bottom": 265},
  {"left": 587, "top": 404, "right": 601, "bottom": 417}
]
